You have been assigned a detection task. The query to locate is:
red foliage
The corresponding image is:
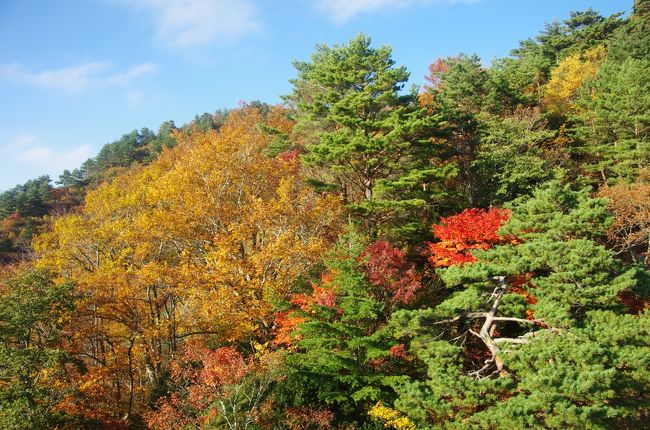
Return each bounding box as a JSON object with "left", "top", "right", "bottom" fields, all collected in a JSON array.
[
  {"left": 424, "top": 58, "right": 449, "bottom": 90},
  {"left": 284, "top": 407, "right": 335, "bottom": 430},
  {"left": 273, "top": 311, "right": 306, "bottom": 346},
  {"left": 367, "top": 358, "right": 388, "bottom": 370},
  {"left": 146, "top": 340, "right": 253, "bottom": 430},
  {"left": 617, "top": 290, "right": 650, "bottom": 314},
  {"left": 361, "top": 241, "right": 421, "bottom": 305},
  {"left": 201, "top": 346, "right": 249, "bottom": 387},
  {"left": 273, "top": 271, "right": 338, "bottom": 346},
  {"left": 428, "top": 208, "right": 510, "bottom": 267},
  {"left": 289, "top": 272, "right": 338, "bottom": 312},
  {"left": 279, "top": 149, "right": 300, "bottom": 162},
  {"left": 389, "top": 343, "right": 410, "bottom": 360}
]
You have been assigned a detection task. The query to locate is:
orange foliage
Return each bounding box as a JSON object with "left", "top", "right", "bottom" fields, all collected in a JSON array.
[
  {"left": 509, "top": 273, "right": 538, "bottom": 306},
  {"left": 273, "top": 311, "right": 307, "bottom": 346},
  {"left": 273, "top": 271, "right": 339, "bottom": 347},
  {"left": 597, "top": 180, "right": 650, "bottom": 264},
  {"left": 146, "top": 339, "right": 278, "bottom": 430},
  {"left": 284, "top": 407, "right": 335, "bottom": 430},
  {"left": 34, "top": 107, "right": 343, "bottom": 424},
  {"left": 428, "top": 208, "right": 510, "bottom": 267}
]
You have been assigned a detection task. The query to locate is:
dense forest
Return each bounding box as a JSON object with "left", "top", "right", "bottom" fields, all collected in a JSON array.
[{"left": 0, "top": 2, "right": 648, "bottom": 429}]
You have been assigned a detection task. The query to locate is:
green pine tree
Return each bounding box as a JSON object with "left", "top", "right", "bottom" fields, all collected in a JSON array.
[
  {"left": 286, "top": 34, "right": 454, "bottom": 239},
  {"left": 385, "top": 181, "right": 647, "bottom": 429},
  {"left": 574, "top": 58, "right": 650, "bottom": 182}
]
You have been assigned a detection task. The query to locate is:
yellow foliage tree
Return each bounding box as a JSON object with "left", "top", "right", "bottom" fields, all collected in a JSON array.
[
  {"left": 368, "top": 402, "right": 416, "bottom": 430},
  {"left": 543, "top": 45, "right": 606, "bottom": 116},
  {"left": 34, "top": 107, "right": 343, "bottom": 425}
]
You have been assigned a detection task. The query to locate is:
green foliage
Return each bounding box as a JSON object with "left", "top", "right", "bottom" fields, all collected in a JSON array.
[
  {"left": 0, "top": 176, "right": 52, "bottom": 218},
  {"left": 287, "top": 34, "right": 453, "bottom": 238},
  {"left": 282, "top": 232, "right": 399, "bottom": 423},
  {"left": 444, "top": 181, "right": 635, "bottom": 326},
  {"left": 94, "top": 128, "right": 155, "bottom": 171},
  {"left": 390, "top": 338, "right": 509, "bottom": 427},
  {"left": 57, "top": 169, "right": 89, "bottom": 189},
  {"left": 424, "top": 54, "right": 489, "bottom": 206},
  {"left": 0, "top": 269, "right": 85, "bottom": 429},
  {"left": 384, "top": 181, "right": 648, "bottom": 429},
  {"left": 465, "top": 311, "right": 650, "bottom": 429},
  {"left": 607, "top": 1, "right": 650, "bottom": 63},
  {"left": 473, "top": 111, "right": 558, "bottom": 204},
  {"left": 506, "top": 9, "right": 623, "bottom": 98},
  {"left": 146, "top": 120, "right": 178, "bottom": 159},
  {"left": 573, "top": 58, "right": 650, "bottom": 182},
  {"left": 0, "top": 177, "right": 54, "bottom": 261},
  {"left": 1, "top": 4, "right": 649, "bottom": 429}
]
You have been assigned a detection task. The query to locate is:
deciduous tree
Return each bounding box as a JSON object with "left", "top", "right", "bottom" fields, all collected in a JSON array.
[{"left": 34, "top": 107, "right": 343, "bottom": 425}]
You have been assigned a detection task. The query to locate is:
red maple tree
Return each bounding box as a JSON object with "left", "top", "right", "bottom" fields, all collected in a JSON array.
[
  {"left": 428, "top": 208, "right": 510, "bottom": 267},
  {"left": 361, "top": 241, "right": 421, "bottom": 305}
]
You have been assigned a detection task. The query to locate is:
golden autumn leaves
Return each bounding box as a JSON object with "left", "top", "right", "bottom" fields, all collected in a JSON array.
[{"left": 33, "top": 107, "right": 344, "bottom": 422}]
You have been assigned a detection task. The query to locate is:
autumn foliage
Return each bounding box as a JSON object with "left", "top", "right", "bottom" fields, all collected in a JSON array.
[
  {"left": 597, "top": 179, "right": 650, "bottom": 264},
  {"left": 146, "top": 339, "right": 280, "bottom": 430},
  {"left": 361, "top": 241, "right": 421, "bottom": 305},
  {"left": 428, "top": 208, "right": 510, "bottom": 267},
  {"left": 274, "top": 240, "right": 422, "bottom": 348},
  {"left": 32, "top": 107, "right": 343, "bottom": 423},
  {"left": 1, "top": 9, "right": 649, "bottom": 429},
  {"left": 273, "top": 271, "right": 338, "bottom": 347}
]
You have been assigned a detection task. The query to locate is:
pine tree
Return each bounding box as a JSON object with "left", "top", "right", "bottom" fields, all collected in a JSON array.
[
  {"left": 287, "top": 34, "right": 453, "bottom": 238},
  {"left": 384, "top": 181, "right": 647, "bottom": 429},
  {"left": 574, "top": 58, "right": 650, "bottom": 182},
  {"left": 281, "top": 232, "right": 418, "bottom": 423}
]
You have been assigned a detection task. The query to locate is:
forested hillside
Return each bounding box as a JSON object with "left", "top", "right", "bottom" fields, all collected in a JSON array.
[
  {"left": 0, "top": 108, "right": 232, "bottom": 263},
  {"left": 0, "top": 2, "right": 648, "bottom": 429}
]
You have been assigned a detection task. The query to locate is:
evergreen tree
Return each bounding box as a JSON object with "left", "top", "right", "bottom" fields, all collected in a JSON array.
[
  {"left": 281, "top": 232, "right": 418, "bottom": 424},
  {"left": 385, "top": 181, "right": 646, "bottom": 429},
  {"left": 607, "top": 0, "right": 650, "bottom": 63},
  {"left": 473, "top": 111, "right": 557, "bottom": 205},
  {"left": 574, "top": 58, "right": 650, "bottom": 182},
  {"left": 148, "top": 120, "right": 178, "bottom": 158},
  {"left": 0, "top": 176, "right": 52, "bottom": 218},
  {"left": 0, "top": 270, "right": 85, "bottom": 429},
  {"left": 57, "top": 169, "right": 89, "bottom": 188},
  {"left": 287, "top": 34, "right": 453, "bottom": 238},
  {"left": 502, "top": 9, "right": 623, "bottom": 103},
  {"left": 424, "top": 54, "right": 486, "bottom": 206}
]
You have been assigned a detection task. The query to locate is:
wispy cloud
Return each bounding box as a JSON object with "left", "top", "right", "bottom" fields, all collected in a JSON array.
[
  {"left": 0, "top": 134, "right": 39, "bottom": 154},
  {"left": 125, "top": 90, "right": 146, "bottom": 108},
  {"left": 317, "top": 0, "right": 478, "bottom": 23},
  {"left": 2, "top": 134, "right": 94, "bottom": 173},
  {"left": 0, "top": 61, "right": 157, "bottom": 93},
  {"left": 116, "top": 0, "right": 261, "bottom": 50}
]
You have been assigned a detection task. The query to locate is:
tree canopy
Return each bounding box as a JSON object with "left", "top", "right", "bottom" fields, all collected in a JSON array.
[{"left": 0, "top": 3, "right": 648, "bottom": 429}]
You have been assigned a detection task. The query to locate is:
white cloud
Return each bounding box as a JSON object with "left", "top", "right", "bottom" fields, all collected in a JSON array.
[
  {"left": 126, "top": 90, "right": 146, "bottom": 108},
  {"left": 104, "top": 62, "right": 158, "bottom": 86},
  {"left": 0, "top": 61, "right": 157, "bottom": 93},
  {"left": 2, "top": 134, "right": 94, "bottom": 173},
  {"left": 317, "top": 0, "right": 477, "bottom": 23},
  {"left": 117, "top": 0, "right": 261, "bottom": 49},
  {"left": 0, "top": 134, "right": 39, "bottom": 154}
]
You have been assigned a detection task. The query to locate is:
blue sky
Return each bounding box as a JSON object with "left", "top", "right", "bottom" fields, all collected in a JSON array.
[{"left": 0, "top": 0, "right": 629, "bottom": 191}]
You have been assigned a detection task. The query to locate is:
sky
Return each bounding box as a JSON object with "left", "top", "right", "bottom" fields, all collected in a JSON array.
[{"left": 0, "top": 0, "right": 630, "bottom": 191}]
